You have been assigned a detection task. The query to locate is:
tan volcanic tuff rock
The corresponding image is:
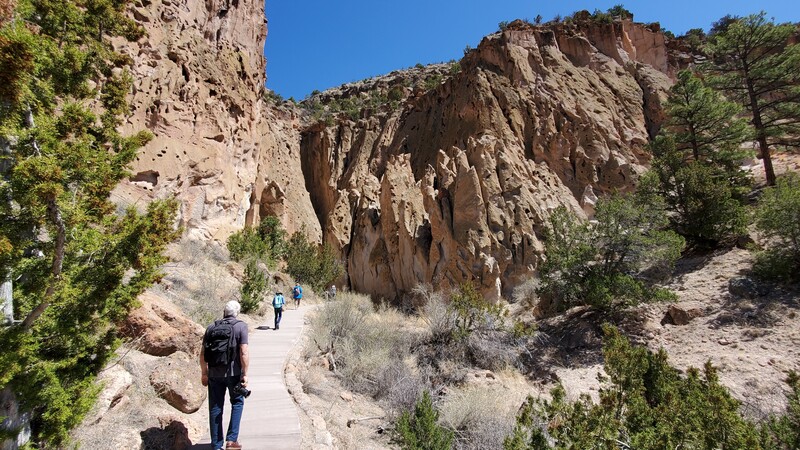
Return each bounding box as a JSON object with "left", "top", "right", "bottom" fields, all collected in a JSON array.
[
  {"left": 119, "top": 292, "right": 204, "bottom": 357},
  {"left": 113, "top": 0, "right": 319, "bottom": 242},
  {"left": 118, "top": 2, "right": 678, "bottom": 301},
  {"left": 149, "top": 351, "right": 206, "bottom": 414},
  {"left": 300, "top": 19, "right": 676, "bottom": 300}
]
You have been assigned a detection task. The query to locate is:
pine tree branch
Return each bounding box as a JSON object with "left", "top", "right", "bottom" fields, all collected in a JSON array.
[{"left": 20, "top": 194, "right": 66, "bottom": 330}]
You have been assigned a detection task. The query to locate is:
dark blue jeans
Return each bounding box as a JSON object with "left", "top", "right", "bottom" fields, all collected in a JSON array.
[
  {"left": 274, "top": 307, "right": 283, "bottom": 328},
  {"left": 208, "top": 376, "right": 244, "bottom": 449}
]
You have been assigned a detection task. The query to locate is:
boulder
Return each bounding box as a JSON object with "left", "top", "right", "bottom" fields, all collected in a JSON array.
[
  {"left": 728, "top": 277, "right": 770, "bottom": 299},
  {"left": 149, "top": 351, "right": 206, "bottom": 413},
  {"left": 666, "top": 302, "right": 705, "bottom": 326},
  {"left": 140, "top": 415, "right": 199, "bottom": 450},
  {"left": 90, "top": 365, "right": 134, "bottom": 423},
  {"left": 120, "top": 292, "right": 204, "bottom": 357}
]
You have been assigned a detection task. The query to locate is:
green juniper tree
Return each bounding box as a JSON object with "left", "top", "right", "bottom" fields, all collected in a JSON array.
[
  {"left": 393, "top": 390, "right": 454, "bottom": 450},
  {"left": 705, "top": 12, "right": 800, "bottom": 186},
  {"left": 753, "top": 174, "right": 800, "bottom": 281},
  {"left": 642, "top": 70, "right": 750, "bottom": 244},
  {"left": 0, "top": 0, "right": 179, "bottom": 446},
  {"left": 240, "top": 259, "right": 268, "bottom": 313},
  {"left": 505, "top": 325, "right": 763, "bottom": 449},
  {"left": 663, "top": 70, "right": 750, "bottom": 170},
  {"left": 284, "top": 229, "right": 343, "bottom": 292},
  {"left": 538, "top": 194, "right": 683, "bottom": 313}
]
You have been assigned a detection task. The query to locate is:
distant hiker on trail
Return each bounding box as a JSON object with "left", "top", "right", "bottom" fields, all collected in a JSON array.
[
  {"left": 200, "top": 300, "right": 249, "bottom": 450},
  {"left": 292, "top": 283, "right": 303, "bottom": 309},
  {"left": 272, "top": 291, "right": 285, "bottom": 330}
]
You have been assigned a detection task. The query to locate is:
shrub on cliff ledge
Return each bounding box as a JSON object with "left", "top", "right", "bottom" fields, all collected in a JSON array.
[{"left": 538, "top": 193, "right": 683, "bottom": 312}]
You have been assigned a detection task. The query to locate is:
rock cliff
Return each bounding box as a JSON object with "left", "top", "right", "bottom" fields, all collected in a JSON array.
[
  {"left": 120, "top": 5, "right": 682, "bottom": 301},
  {"left": 300, "top": 19, "right": 678, "bottom": 300},
  {"left": 114, "top": 0, "right": 319, "bottom": 241}
]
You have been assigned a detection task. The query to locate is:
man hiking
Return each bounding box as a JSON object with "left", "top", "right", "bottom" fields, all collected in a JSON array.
[
  {"left": 292, "top": 282, "right": 303, "bottom": 309},
  {"left": 200, "top": 300, "right": 249, "bottom": 450},
  {"left": 272, "top": 291, "right": 285, "bottom": 330}
]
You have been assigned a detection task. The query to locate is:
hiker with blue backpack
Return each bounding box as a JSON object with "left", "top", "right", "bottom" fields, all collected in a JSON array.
[
  {"left": 272, "top": 291, "right": 285, "bottom": 330},
  {"left": 292, "top": 283, "right": 303, "bottom": 309}
]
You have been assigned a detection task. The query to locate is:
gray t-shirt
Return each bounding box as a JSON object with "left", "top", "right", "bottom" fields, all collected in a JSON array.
[{"left": 205, "top": 318, "right": 249, "bottom": 379}]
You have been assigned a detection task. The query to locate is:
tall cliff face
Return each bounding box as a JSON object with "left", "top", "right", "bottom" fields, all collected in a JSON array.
[
  {"left": 300, "top": 19, "right": 677, "bottom": 301},
  {"left": 120, "top": 5, "right": 679, "bottom": 301},
  {"left": 115, "top": 0, "right": 319, "bottom": 241}
]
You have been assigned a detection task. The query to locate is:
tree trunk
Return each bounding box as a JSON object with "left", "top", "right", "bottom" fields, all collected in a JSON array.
[
  {"left": 746, "top": 77, "right": 777, "bottom": 186},
  {"left": 757, "top": 133, "right": 776, "bottom": 186},
  {"left": 20, "top": 195, "right": 66, "bottom": 330},
  {"left": 1, "top": 277, "right": 12, "bottom": 325}
]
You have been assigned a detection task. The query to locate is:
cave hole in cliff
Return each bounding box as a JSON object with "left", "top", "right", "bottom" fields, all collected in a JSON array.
[
  {"left": 415, "top": 221, "right": 433, "bottom": 261},
  {"left": 131, "top": 170, "right": 159, "bottom": 186},
  {"left": 229, "top": 103, "right": 244, "bottom": 119},
  {"left": 181, "top": 64, "right": 190, "bottom": 83}
]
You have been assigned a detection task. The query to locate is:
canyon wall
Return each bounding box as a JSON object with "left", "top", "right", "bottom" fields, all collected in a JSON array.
[
  {"left": 301, "top": 19, "right": 676, "bottom": 301},
  {"left": 120, "top": 4, "right": 681, "bottom": 301},
  {"left": 114, "top": 0, "right": 319, "bottom": 241}
]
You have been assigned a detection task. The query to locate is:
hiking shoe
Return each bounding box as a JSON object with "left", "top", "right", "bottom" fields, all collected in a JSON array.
[{"left": 226, "top": 441, "right": 242, "bottom": 449}]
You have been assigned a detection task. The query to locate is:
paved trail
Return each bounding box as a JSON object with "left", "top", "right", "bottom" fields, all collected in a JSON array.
[{"left": 193, "top": 306, "right": 305, "bottom": 449}]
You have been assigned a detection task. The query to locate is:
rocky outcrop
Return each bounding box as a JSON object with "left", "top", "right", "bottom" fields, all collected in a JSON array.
[
  {"left": 300, "top": 19, "right": 677, "bottom": 300},
  {"left": 119, "top": 292, "right": 204, "bottom": 357},
  {"left": 119, "top": 0, "right": 680, "bottom": 301},
  {"left": 149, "top": 351, "right": 206, "bottom": 414},
  {"left": 90, "top": 366, "right": 134, "bottom": 423},
  {"left": 114, "top": 0, "right": 319, "bottom": 241}
]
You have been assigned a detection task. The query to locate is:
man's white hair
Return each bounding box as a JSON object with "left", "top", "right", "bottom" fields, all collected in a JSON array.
[{"left": 223, "top": 300, "right": 241, "bottom": 318}]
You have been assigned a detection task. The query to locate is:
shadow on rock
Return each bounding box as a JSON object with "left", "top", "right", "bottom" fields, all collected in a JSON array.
[
  {"left": 710, "top": 277, "right": 800, "bottom": 329},
  {"left": 140, "top": 420, "right": 192, "bottom": 450}
]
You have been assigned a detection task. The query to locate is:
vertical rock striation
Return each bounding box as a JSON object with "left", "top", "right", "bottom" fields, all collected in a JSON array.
[
  {"left": 120, "top": 5, "right": 681, "bottom": 301},
  {"left": 116, "top": 0, "right": 319, "bottom": 241},
  {"left": 300, "top": 19, "right": 678, "bottom": 300}
]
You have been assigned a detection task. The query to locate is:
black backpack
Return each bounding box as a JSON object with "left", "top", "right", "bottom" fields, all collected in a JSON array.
[{"left": 203, "top": 317, "right": 239, "bottom": 367}]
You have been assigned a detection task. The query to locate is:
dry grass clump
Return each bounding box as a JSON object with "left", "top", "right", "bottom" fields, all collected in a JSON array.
[
  {"left": 417, "top": 290, "right": 532, "bottom": 374},
  {"left": 511, "top": 278, "right": 539, "bottom": 307},
  {"left": 305, "top": 283, "right": 540, "bottom": 441},
  {"left": 307, "top": 292, "right": 427, "bottom": 412},
  {"left": 154, "top": 238, "right": 239, "bottom": 324},
  {"left": 466, "top": 330, "right": 522, "bottom": 372},
  {"left": 439, "top": 385, "right": 528, "bottom": 450},
  {"left": 421, "top": 294, "right": 455, "bottom": 341}
]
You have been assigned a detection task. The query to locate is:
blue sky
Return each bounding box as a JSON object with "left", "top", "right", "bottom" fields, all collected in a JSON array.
[{"left": 263, "top": 1, "right": 799, "bottom": 100}]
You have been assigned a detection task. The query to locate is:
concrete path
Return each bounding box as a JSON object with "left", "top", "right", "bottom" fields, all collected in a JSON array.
[{"left": 193, "top": 306, "right": 305, "bottom": 449}]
